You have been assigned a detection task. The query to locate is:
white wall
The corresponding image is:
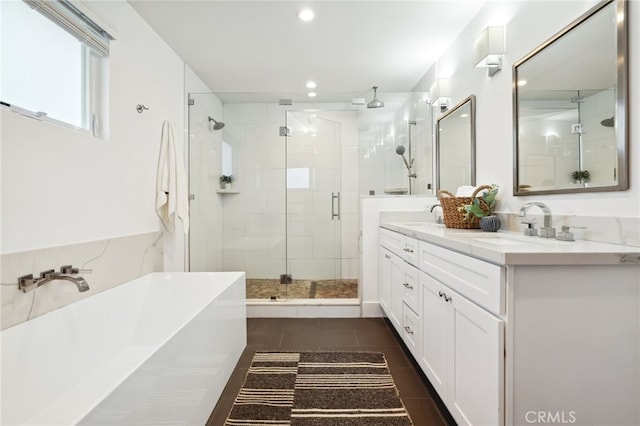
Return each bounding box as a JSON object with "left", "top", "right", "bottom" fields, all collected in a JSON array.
[
  {"left": 1, "top": 0, "right": 185, "bottom": 254},
  {"left": 414, "top": 0, "right": 639, "bottom": 220}
]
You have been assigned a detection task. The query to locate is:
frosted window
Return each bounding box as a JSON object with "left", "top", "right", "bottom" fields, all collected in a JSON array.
[
  {"left": 287, "top": 168, "right": 310, "bottom": 189},
  {"left": 0, "top": 0, "right": 108, "bottom": 133}
]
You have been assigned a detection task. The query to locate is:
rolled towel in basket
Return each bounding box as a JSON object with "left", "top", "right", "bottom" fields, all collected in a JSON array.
[{"left": 456, "top": 185, "right": 482, "bottom": 197}]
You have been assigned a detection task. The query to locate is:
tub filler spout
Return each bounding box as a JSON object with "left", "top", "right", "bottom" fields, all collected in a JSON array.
[{"left": 18, "top": 265, "right": 91, "bottom": 293}]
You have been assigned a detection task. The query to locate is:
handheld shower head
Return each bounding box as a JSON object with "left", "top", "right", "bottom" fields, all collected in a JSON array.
[
  {"left": 395, "top": 145, "right": 411, "bottom": 170},
  {"left": 208, "top": 116, "right": 225, "bottom": 131}
]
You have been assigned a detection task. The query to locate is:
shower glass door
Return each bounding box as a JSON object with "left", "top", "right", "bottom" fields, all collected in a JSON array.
[{"left": 284, "top": 110, "right": 344, "bottom": 299}]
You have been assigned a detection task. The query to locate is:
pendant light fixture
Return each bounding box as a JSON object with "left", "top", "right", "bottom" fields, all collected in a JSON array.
[{"left": 367, "top": 86, "right": 385, "bottom": 109}]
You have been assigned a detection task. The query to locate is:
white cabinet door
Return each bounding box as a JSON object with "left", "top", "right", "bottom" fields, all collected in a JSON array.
[
  {"left": 419, "top": 272, "right": 449, "bottom": 398},
  {"left": 379, "top": 248, "right": 392, "bottom": 315},
  {"left": 420, "top": 271, "right": 504, "bottom": 426},
  {"left": 389, "top": 253, "right": 405, "bottom": 331},
  {"left": 448, "top": 286, "right": 504, "bottom": 426}
]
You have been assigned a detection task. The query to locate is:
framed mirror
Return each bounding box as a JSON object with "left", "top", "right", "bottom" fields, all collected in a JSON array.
[
  {"left": 513, "top": 0, "right": 628, "bottom": 195},
  {"left": 436, "top": 95, "right": 476, "bottom": 192}
]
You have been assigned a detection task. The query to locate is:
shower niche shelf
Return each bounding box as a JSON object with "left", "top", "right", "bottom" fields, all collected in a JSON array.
[{"left": 216, "top": 189, "right": 240, "bottom": 194}]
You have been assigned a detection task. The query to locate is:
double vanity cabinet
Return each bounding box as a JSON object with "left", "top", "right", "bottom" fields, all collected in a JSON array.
[{"left": 378, "top": 222, "right": 640, "bottom": 426}]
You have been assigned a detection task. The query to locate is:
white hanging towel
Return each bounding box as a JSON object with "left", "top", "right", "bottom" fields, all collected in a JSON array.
[{"left": 156, "top": 120, "right": 189, "bottom": 233}]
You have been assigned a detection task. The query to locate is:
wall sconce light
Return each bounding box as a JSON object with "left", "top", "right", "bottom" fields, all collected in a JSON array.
[
  {"left": 473, "top": 26, "right": 505, "bottom": 77},
  {"left": 429, "top": 78, "right": 450, "bottom": 111}
]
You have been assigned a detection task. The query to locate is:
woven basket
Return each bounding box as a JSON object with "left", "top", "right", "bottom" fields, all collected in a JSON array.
[{"left": 437, "top": 185, "right": 492, "bottom": 229}]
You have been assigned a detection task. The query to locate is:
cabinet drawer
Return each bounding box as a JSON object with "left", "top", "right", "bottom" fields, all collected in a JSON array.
[
  {"left": 380, "top": 228, "right": 418, "bottom": 266},
  {"left": 418, "top": 241, "right": 505, "bottom": 315},
  {"left": 402, "top": 264, "right": 419, "bottom": 313},
  {"left": 402, "top": 303, "right": 419, "bottom": 358}
]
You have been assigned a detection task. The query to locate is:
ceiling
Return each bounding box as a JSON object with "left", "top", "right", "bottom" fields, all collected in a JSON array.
[{"left": 128, "top": 1, "right": 486, "bottom": 104}]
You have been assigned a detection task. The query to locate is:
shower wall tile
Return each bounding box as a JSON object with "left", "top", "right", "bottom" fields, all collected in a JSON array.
[
  {"left": 224, "top": 103, "right": 269, "bottom": 124},
  {"left": 267, "top": 237, "right": 286, "bottom": 260},
  {"left": 288, "top": 151, "right": 313, "bottom": 168},
  {"left": 245, "top": 124, "right": 280, "bottom": 146},
  {"left": 341, "top": 191, "right": 360, "bottom": 215},
  {"left": 266, "top": 192, "right": 286, "bottom": 214},
  {"left": 341, "top": 211, "right": 360, "bottom": 275},
  {"left": 314, "top": 147, "right": 342, "bottom": 169},
  {"left": 224, "top": 215, "right": 248, "bottom": 237},
  {"left": 287, "top": 237, "right": 313, "bottom": 259},
  {"left": 289, "top": 259, "right": 338, "bottom": 280},
  {"left": 247, "top": 214, "right": 285, "bottom": 237},
  {"left": 341, "top": 169, "right": 360, "bottom": 191},
  {"left": 1, "top": 232, "right": 163, "bottom": 330},
  {"left": 313, "top": 170, "right": 340, "bottom": 190},
  {"left": 341, "top": 259, "right": 359, "bottom": 280},
  {"left": 312, "top": 236, "right": 341, "bottom": 259},
  {"left": 224, "top": 192, "right": 268, "bottom": 214},
  {"left": 266, "top": 103, "right": 290, "bottom": 123},
  {"left": 256, "top": 169, "right": 284, "bottom": 191},
  {"left": 246, "top": 258, "right": 283, "bottom": 279}
]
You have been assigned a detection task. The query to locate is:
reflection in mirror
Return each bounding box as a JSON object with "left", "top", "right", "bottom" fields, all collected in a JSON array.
[
  {"left": 436, "top": 95, "right": 476, "bottom": 192},
  {"left": 514, "top": 0, "right": 628, "bottom": 195},
  {"left": 358, "top": 91, "right": 433, "bottom": 196}
]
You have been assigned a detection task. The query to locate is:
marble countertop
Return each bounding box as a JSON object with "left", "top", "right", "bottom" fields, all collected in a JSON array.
[{"left": 380, "top": 221, "right": 640, "bottom": 266}]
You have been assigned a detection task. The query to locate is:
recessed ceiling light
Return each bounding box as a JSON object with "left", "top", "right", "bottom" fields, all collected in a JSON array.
[
  {"left": 306, "top": 81, "right": 317, "bottom": 89},
  {"left": 298, "top": 9, "right": 314, "bottom": 22},
  {"left": 308, "top": 92, "right": 317, "bottom": 98}
]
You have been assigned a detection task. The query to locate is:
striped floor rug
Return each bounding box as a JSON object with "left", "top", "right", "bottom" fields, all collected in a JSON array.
[{"left": 225, "top": 351, "right": 413, "bottom": 426}]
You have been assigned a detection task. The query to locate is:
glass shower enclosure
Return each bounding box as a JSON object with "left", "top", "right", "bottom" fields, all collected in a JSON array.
[{"left": 187, "top": 94, "right": 354, "bottom": 301}]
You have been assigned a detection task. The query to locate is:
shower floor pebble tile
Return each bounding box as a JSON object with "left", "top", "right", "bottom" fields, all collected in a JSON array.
[{"left": 246, "top": 278, "right": 358, "bottom": 299}]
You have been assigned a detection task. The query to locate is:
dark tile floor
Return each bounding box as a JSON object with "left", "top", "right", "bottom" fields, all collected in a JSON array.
[{"left": 206, "top": 317, "right": 454, "bottom": 426}]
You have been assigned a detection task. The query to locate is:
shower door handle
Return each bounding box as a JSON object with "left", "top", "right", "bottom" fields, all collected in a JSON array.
[{"left": 331, "top": 192, "right": 341, "bottom": 220}]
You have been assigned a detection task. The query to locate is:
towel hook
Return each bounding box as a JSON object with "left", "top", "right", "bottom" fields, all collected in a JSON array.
[{"left": 136, "top": 104, "right": 149, "bottom": 114}]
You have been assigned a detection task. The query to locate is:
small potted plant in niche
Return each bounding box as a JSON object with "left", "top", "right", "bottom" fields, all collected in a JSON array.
[
  {"left": 220, "top": 174, "right": 234, "bottom": 190},
  {"left": 459, "top": 184, "right": 501, "bottom": 232}
]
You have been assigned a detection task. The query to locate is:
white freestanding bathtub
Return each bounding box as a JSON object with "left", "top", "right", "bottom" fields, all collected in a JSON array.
[{"left": 1, "top": 272, "right": 246, "bottom": 426}]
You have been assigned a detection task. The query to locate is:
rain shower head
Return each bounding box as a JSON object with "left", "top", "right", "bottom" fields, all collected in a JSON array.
[
  {"left": 208, "top": 116, "right": 225, "bottom": 131},
  {"left": 395, "top": 145, "right": 406, "bottom": 155},
  {"left": 367, "top": 86, "right": 385, "bottom": 109},
  {"left": 600, "top": 116, "right": 614, "bottom": 128}
]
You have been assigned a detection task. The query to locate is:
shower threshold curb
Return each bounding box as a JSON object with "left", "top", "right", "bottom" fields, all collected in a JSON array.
[{"left": 246, "top": 299, "right": 362, "bottom": 318}]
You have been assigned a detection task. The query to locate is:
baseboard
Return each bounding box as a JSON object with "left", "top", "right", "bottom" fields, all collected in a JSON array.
[{"left": 361, "top": 301, "right": 383, "bottom": 317}]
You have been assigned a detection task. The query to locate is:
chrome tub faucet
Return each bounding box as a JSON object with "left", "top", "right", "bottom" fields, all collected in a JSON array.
[{"left": 18, "top": 265, "right": 91, "bottom": 293}]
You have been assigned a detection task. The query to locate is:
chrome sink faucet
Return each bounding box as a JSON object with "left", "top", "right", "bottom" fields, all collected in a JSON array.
[
  {"left": 429, "top": 204, "right": 443, "bottom": 224},
  {"left": 518, "top": 202, "right": 556, "bottom": 238}
]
